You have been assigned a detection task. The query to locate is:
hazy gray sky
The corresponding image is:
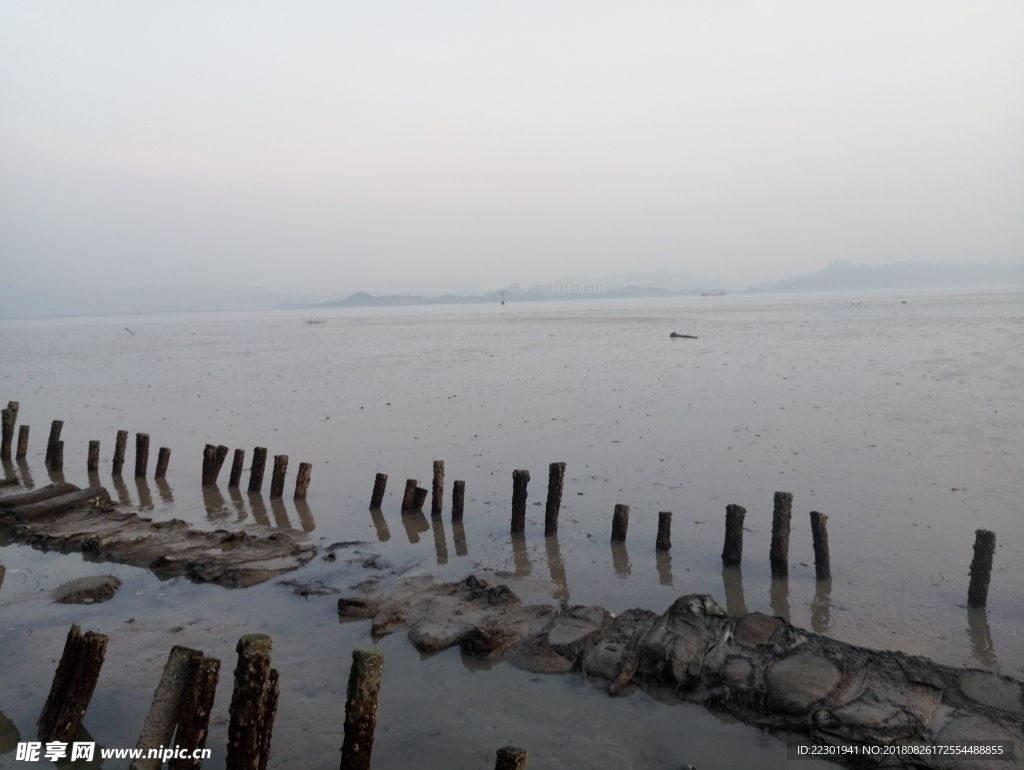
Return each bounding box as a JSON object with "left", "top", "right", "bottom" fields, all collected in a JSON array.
[{"left": 1, "top": 1, "right": 1022, "bottom": 304}]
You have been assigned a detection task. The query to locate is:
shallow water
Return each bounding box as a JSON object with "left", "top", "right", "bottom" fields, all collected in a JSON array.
[{"left": 1, "top": 288, "right": 1022, "bottom": 767}]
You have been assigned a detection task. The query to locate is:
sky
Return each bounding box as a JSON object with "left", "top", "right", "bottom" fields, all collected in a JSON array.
[{"left": 1, "top": 1, "right": 1022, "bottom": 310}]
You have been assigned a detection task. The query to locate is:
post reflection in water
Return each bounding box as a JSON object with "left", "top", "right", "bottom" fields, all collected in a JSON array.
[
  {"left": 202, "top": 485, "right": 229, "bottom": 520},
  {"left": 611, "top": 542, "right": 631, "bottom": 578},
  {"left": 656, "top": 552, "right": 673, "bottom": 587},
  {"left": 511, "top": 532, "right": 532, "bottom": 577},
  {"left": 248, "top": 492, "right": 271, "bottom": 527},
  {"left": 370, "top": 509, "right": 391, "bottom": 542},
  {"left": 2, "top": 459, "right": 16, "bottom": 486},
  {"left": 401, "top": 511, "right": 429, "bottom": 544},
  {"left": 811, "top": 579, "right": 832, "bottom": 633},
  {"left": 545, "top": 535, "right": 569, "bottom": 601},
  {"left": 87, "top": 470, "right": 101, "bottom": 490},
  {"left": 293, "top": 499, "right": 316, "bottom": 533},
  {"left": 111, "top": 474, "right": 132, "bottom": 506},
  {"left": 15, "top": 459, "right": 34, "bottom": 489},
  {"left": 135, "top": 477, "right": 154, "bottom": 510},
  {"left": 431, "top": 516, "right": 449, "bottom": 566},
  {"left": 46, "top": 467, "right": 66, "bottom": 485},
  {"left": 769, "top": 577, "right": 790, "bottom": 621},
  {"left": 228, "top": 486, "right": 247, "bottom": 522},
  {"left": 452, "top": 519, "right": 468, "bottom": 556},
  {"left": 967, "top": 606, "right": 998, "bottom": 667},
  {"left": 155, "top": 477, "right": 174, "bottom": 504},
  {"left": 721, "top": 566, "right": 747, "bottom": 615},
  {"left": 270, "top": 498, "right": 292, "bottom": 529}
]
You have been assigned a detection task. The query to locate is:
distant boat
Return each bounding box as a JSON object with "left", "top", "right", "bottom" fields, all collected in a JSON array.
[
  {"left": 701, "top": 291, "right": 727, "bottom": 297},
  {"left": 670, "top": 332, "right": 698, "bottom": 339}
]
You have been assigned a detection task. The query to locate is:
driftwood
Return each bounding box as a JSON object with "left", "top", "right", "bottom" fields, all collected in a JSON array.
[{"left": 670, "top": 332, "right": 698, "bottom": 339}]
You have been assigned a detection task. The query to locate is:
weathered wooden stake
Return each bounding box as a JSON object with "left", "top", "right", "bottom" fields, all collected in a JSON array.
[
  {"left": 809, "top": 510, "right": 831, "bottom": 581},
  {"left": 228, "top": 449, "right": 245, "bottom": 488},
  {"left": 16, "top": 424, "right": 30, "bottom": 459},
  {"left": 721, "top": 504, "right": 746, "bottom": 566},
  {"left": 967, "top": 529, "right": 997, "bottom": 608},
  {"left": 113, "top": 429, "right": 129, "bottom": 475},
  {"left": 0, "top": 401, "right": 18, "bottom": 461},
  {"left": 38, "top": 624, "right": 108, "bottom": 743},
  {"left": 656, "top": 511, "right": 672, "bottom": 553},
  {"left": 611, "top": 503, "right": 630, "bottom": 543},
  {"left": 135, "top": 433, "right": 150, "bottom": 478},
  {"left": 45, "top": 419, "right": 64, "bottom": 468},
  {"left": 769, "top": 491, "right": 793, "bottom": 578},
  {"left": 202, "top": 444, "right": 230, "bottom": 486},
  {"left": 544, "top": 462, "right": 565, "bottom": 536},
  {"left": 87, "top": 441, "right": 101, "bottom": 472},
  {"left": 451, "top": 480, "right": 465, "bottom": 522},
  {"left": 130, "top": 646, "right": 203, "bottom": 770},
  {"left": 430, "top": 460, "right": 445, "bottom": 517},
  {"left": 51, "top": 440, "right": 64, "bottom": 472},
  {"left": 401, "top": 479, "right": 418, "bottom": 511},
  {"left": 294, "top": 462, "right": 312, "bottom": 499},
  {"left": 413, "top": 486, "right": 428, "bottom": 511},
  {"left": 226, "top": 634, "right": 276, "bottom": 770},
  {"left": 340, "top": 648, "right": 384, "bottom": 770},
  {"left": 511, "top": 469, "right": 530, "bottom": 534},
  {"left": 155, "top": 447, "right": 171, "bottom": 479},
  {"left": 248, "top": 446, "right": 268, "bottom": 493},
  {"left": 0, "top": 564, "right": 5, "bottom": 590},
  {"left": 495, "top": 746, "right": 528, "bottom": 770},
  {"left": 269, "top": 455, "right": 288, "bottom": 499},
  {"left": 256, "top": 669, "right": 279, "bottom": 770},
  {"left": 168, "top": 656, "right": 221, "bottom": 770},
  {"left": 369, "top": 473, "right": 388, "bottom": 509}
]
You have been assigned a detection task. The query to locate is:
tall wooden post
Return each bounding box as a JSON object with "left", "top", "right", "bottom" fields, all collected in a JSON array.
[
  {"left": 113, "top": 430, "right": 129, "bottom": 475},
  {"left": 38, "top": 625, "right": 108, "bottom": 743},
  {"left": 248, "top": 447, "right": 268, "bottom": 493},
  {"left": 769, "top": 491, "right": 792, "bottom": 578},
  {"left": 611, "top": 504, "right": 629, "bottom": 543},
  {"left": 451, "top": 480, "right": 465, "bottom": 522},
  {"left": 226, "top": 634, "right": 278, "bottom": 770},
  {"left": 511, "top": 469, "right": 530, "bottom": 534},
  {"left": 544, "top": 462, "right": 565, "bottom": 536},
  {"left": 809, "top": 511, "right": 831, "bottom": 581},
  {"left": 269, "top": 455, "right": 288, "bottom": 499},
  {"left": 87, "top": 441, "right": 101, "bottom": 472},
  {"left": 0, "top": 401, "right": 18, "bottom": 461},
  {"left": 294, "top": 462, "right": 312, "bottom": 499},
  {"left": 656, "top": 511, "right": 672, "bottom": 552},
  {"left": 340, "top": 649, "right": 384, "bottom": 770},
  {"left": 135, "top": 433, "right": 150, "bottom": 477},
  {"left": 45, "top": 420, "right": 64, "bottom": 469},
  {"left": 16, "top": 424, "right": 30, "bottom": 459},
  {"left": 228, "top": 449, "right": 245, "bottom": 488},
  {"left": 721, "top": 504, "right": 745, "bottom": 566},
  {"left": 369, "top": 473, "right": 388, "bottom": 509},
  {"left": 968, "top": 529, "right": 997, "bottom": 608},
  {"left": 155, "top": 447, "right": 171, "bottom": 479}
]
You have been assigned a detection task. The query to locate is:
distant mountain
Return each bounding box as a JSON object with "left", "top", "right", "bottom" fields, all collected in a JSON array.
[
  {"left": 560, "top": 269, "right": 730, "bottom": 292},
  {"left": 746, "top": 260, "right": 1024, "bottom": 293}
]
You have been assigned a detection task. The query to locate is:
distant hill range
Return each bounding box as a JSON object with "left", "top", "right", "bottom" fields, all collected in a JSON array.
[{"left": 747, "top": 260, "right": 1024, "bottom": 293}]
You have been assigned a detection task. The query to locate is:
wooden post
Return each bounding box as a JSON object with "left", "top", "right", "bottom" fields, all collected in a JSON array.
[
  {"left": 369, "top": 473, "right": 388, "bottom": 509},
  {"left": 51, "top": 440, "right": 64, "bottom": 472},
  {"left": 155, "top": 447, "right": 171, "bottom": 479},
  {"left": 87, "top": 441, "right": 101, "bottom": 472},
  {"left": 226, "top": 634, "right": 277, "bottom": 770},
  {"left": 611, "top": 504, "right": 629, "bottom": 543},
  {"left": 495, "top": 746, "right": 528, "bottom": 770},
  {"left": 202, "top": 444, "right": 229, "bottom": 486},
  {"left": 769, "top": 491, "right": 793, "bottom": 578},
  {"left": 130, "top": 646, "right": 203, "bottom": 770},
  {"left": 722, "top": 504, "right": 746, "bottom": 566},
  {"left": 511, "top": 469, "right": 530, "bottom": 534},
  {"left": 809, "top": 511, "right": 831, "bottom": 581},
  {"left": 0, "top": 564, "right": 5, "bottom": 590},
  {"left": 168, "top": 656, "right": 221, "bottom": 770},
  {"left": 135, "top": 433, "right": 150, "bottom": 478},
  {"left": 38, "top": 625, "right": 108, "bottom": 743},
  {"left": 656, "top": 511, "right": 672, "bottom": 553},
  {"left": 430, "top": 460, "right": 445, "bottom": 517},
  {"left": 400, "top": 479, "right": 418, "bottom": 512},
  {"left": 294, "top": 462, "right": 312, "bottom": 499},
  {"left": 0, "top": 401, "right": 17, "bottom": 461},
  {"left": 113, "top": 429, "right": 129, "bottom": 475},
  {"left": 45, "top": 419, "right": 64, "bottom": 468},
  {"left": 544, "top": 462, "right": 565, "bottom": 536},
  {"left": 340, "top": 649, "right": 384, "bottom": 770},
  {"left": 269, "top": 455, "right": 288, "bottom": 499},
  {"left": 16, "top": 424, "right": 30, "bottom": 459},
  {"left": 256, "top": 669, "right": 279, "bottom": 770},
  {"left": 968, "top": 529, "right": 997, "bottom": 608},
  {"left": 413, "top": 486, "right": 428, "bottom": 511},
  {"left": 248, "top": 447, "right": 268, "bottom": 493},
  {"left": 451, "top": 480, "right": 465, "bottom": 522},
  {"left": 228, "top": 449, "right": 245, "bottom": 488}
]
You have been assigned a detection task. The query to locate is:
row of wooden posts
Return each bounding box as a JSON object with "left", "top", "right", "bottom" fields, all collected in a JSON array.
[
  {"left": 372, "top": 462, "right": 999, "bottom": 609},
  {"left": 25, "top": 622, "right": 526, "bottom": 770}
]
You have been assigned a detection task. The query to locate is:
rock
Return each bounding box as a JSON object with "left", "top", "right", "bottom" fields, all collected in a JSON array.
[
  {"left": 766, "top": 653, "right": 841, "bottom": 715},
  {"left": 53, "top": 576, "right": 121, "bottom": 604},
  {"left": 722, "top": 657, "right": 753, "bottom": 687},
  {"left": 583, "top": 641, "right": 628, "bottom": 680},
  {"left": 734, "top": 613, "right": 783, "bottom": 648}
]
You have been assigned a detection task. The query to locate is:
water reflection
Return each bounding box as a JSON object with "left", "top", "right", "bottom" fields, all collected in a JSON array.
[
  {"left": 656, "top": 552, "right": 673, "bottom": 587},
  {"left": 134, "top": 477, "right": 154, "bottom": 511},
  {"left": 248, "top": 492, "right": 271, "bottom": 527},
  {"left": 967, "top": 606, "right": 998, "bottom": 667},
  {"left": 769, "top": 577, "right": 790, "bottom": 621},
  {"left": 431, "top": 516, "right": 449, "bottom": 565},
  {"left": 111, "top": 475, "right": 132, "bottom": 506},
  {"left": 270, "top": 498, "right": 292, "bottom": 529},
  {"left": 401, "top": 510, "right": 429, "bottom": 544},
  {"left": 228, "top": 486, "right": 247, "bottom": 522},
  {"left": 202, "top": 486, "right": 229, "bottom": 520},
  {"left": 370, "top": 508, "right": 391, "bottom": 542},
  {"left": 452, "top": 519, "right": 468, "bottom": 557},
  {"left": 87, "top": 470, "right": 101, "bottom": 490},
  {"left": 1, "top": 459, "right": 16, "bottom": 486},
  {"left": 611, "top": 542, "right": 631, "bottom": 578},
  {"left": 15, "top": 459, "right": 34, "bottom": 489},
  {"left": 511, "top": 532, "right": 531, "bottom": 577},
  {"left": 294, "top": 498, "right": 316, "bottom": 533},
  {"left": 47, "top": 467, "right": 66, "bottom": 485},
  {"left": 811, "top": 579, "right": 832, "bottom": 633},
  {"left": 545, "top": 535, "right": 569, "bottom": 600},
  {"left": 721, "top": 566, "right": 747, "bottom": 616}
]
